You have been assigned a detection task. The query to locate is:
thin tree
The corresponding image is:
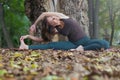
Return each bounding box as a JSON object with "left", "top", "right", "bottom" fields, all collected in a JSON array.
[
  {"left": 0, "top": 3, "right": 13, "bottom": 48},
  {"left": 88, "top": 0, "right": 100, "bottom": 39},
  {"left": 88, "top": 0, "right": 94, "bottom": 38},
  {"left": 107, "top": 0, "right": 115, "bottom": 46},
  {"left": 93, "top": 0, "right": 100, "bottom": 39}
]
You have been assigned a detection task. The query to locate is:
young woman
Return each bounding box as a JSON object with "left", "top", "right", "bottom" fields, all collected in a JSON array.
[{"left": 19, "top": 12, "right": 109, "bottom": 51}]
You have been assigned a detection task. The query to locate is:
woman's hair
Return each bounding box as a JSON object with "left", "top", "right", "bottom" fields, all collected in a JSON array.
[{"left": 41, "top": 16, "right": 54, "bottom": 41}]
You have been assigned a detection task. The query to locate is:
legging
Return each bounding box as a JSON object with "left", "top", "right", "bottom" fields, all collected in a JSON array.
[{"left": 29, "top": 36, "right": 109, "bottom": 50}]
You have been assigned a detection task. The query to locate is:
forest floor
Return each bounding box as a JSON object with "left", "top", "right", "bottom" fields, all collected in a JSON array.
[{"left": 0, "top": 47, "right": 120, "bottom": 80}]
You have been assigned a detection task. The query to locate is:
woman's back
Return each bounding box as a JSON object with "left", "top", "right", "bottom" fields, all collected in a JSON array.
[{"left": 56, "top": 18, "right": 86, "bottom": 42}]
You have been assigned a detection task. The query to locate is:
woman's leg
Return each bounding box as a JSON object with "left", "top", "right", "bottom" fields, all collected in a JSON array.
[
  {"left": 84, "top": 39, "right": 109, "bottom": 50},
  {"left": 28, "top": 41, "right": 77, "bottom": 50}
]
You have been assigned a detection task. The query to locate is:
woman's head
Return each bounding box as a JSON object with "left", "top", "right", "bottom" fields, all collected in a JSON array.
[
  {"left": 41, "top": 16, "right": 60, "bottom": 41},
  {"left": 45, "top": 16, "right": 61, "bottom": 27}
]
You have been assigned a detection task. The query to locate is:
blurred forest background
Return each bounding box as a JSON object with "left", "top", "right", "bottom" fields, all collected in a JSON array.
[{"left": 0, "top": 0, "right": 120, "bottom": 48}]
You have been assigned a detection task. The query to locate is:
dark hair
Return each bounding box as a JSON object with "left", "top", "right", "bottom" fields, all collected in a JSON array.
[{"left": 41, "top": 16, "right": 54, "bottom": 41}]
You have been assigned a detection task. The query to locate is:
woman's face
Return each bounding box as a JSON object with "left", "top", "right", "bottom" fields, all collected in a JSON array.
[{"left": 47, "top": 16, "right": 60, "bottom": 27}]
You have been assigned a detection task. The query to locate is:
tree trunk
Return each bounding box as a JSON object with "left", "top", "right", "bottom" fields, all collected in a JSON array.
[
  {"left": 24, "top": 0, "right": 46, "bottom": 23},
  {"left": 93, "top": 0, "right": 100, "bottom": 39},
  {"left": 24, "top": 0, "right": 89, "bottom": 41},
  {"left": 88, "top": 0, "right": 100, "bottom": 39},
  {"left": 0, "top": 3, "right": 13, "bottom": 48},
  {"left": 108, "top": 0, "right": 114, "bottom": 46},
  {"left": 88, "top": 0, "right": 94, "bottom": 38}
]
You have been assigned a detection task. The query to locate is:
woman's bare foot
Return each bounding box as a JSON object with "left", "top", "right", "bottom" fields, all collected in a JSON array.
[
  {"left": 19, "top": 39, "right": 28, "bottom": 50},
  {"left": 76, "top": 45, "right": 84, "bottom": 51},
  {"left": 70, "top": 45, "right": 84, "bottom": 52}
]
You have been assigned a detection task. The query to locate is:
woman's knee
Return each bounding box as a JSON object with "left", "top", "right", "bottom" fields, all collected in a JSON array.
[
  {"left": 89, "top": 39, "right": 110, "bottom": 49},
  {"left": 102, "top": 40, "right": 110, "bottom": 49}
]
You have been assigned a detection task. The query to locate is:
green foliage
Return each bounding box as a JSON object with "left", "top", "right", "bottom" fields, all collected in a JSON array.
[{"left": 0, "top": 0, "right": 31, "bottom": 47}]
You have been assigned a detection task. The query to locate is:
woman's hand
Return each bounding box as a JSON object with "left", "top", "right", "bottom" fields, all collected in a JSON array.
[
  {"left": 29, "top": 24, "right": 36, "bottom": 35},
  {"left": 20, "top": 35, "right": 29, "bottom": 41}
]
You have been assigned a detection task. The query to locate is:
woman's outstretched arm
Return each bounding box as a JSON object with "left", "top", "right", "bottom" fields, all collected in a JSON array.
[
  {"left": 20, "top": 35, "right": 43, "bottom": 42},
  {"left": 34, "top": 12, "right": 69, "bottom": 26},
  {"left": 29, "top": 12, "right": 69, "bottom": 35}
]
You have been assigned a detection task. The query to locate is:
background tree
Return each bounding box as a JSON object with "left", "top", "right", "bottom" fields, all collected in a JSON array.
[
  {"left": 88, "top": 0, "right": 100, "bottom": 39},
  {"left": 88, "top": 0, "right": 120, "bottom": 45},
  {"left": 0, "top": 3, "right": 13, "bottom": 48},
  {"left": 99, "top": 0, "right": 120, "bottom": 45},
  {"left": 107, "top": 0, "right": 120, "bottom": 45},
  {"left": 108, "top": 0, "right": 114, "bottom": 46}
]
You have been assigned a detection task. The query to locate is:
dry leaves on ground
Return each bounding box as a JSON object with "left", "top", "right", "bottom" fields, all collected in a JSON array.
[{"left": 0, "top": 48, "right": 120, "bottom": 80}]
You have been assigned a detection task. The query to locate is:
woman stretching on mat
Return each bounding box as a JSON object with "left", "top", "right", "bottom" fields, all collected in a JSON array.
[{"left": 19, "top": 12, "right": 109, "bottom": 51}]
